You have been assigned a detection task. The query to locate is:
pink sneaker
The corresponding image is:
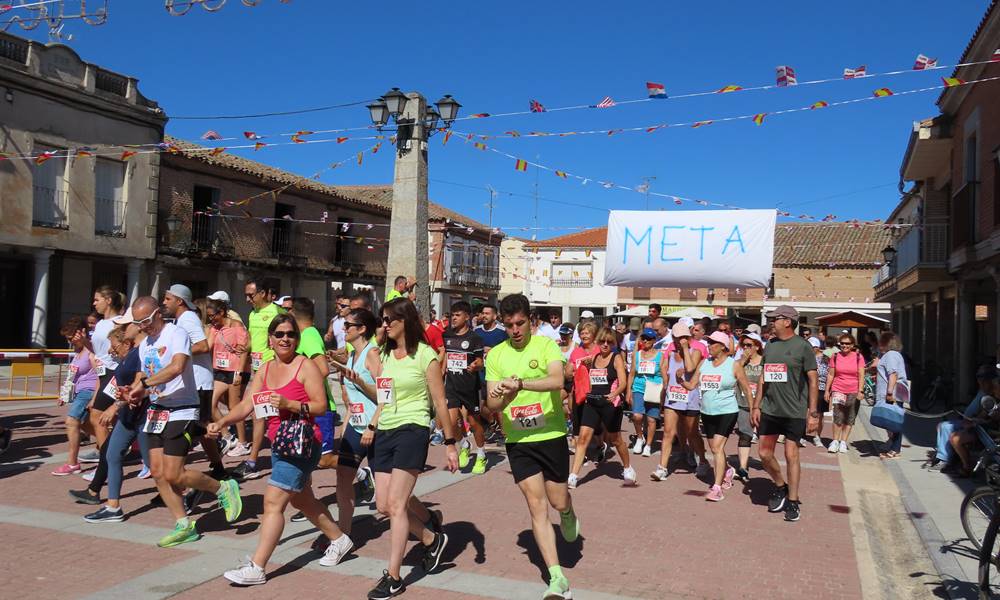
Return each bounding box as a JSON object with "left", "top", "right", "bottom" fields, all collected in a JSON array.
[
  {"left": 722, "top": 466, "right": 736, "bottom": 490},
  {"left": 52, "top": 463, "right": 81, "bottom": 476},
  {"left": 706, "top": 484, "right": 725, "bottom": 502}
]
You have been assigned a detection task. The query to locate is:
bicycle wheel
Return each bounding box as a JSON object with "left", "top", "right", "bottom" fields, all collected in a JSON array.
[
  {"left": 979, "top": 510, "right": 1000, "bottom": 599},
  {"left": 964, "top": 487, "right": 999, "bottom": 551}
]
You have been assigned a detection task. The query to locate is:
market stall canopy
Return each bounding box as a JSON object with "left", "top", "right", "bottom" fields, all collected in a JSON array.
[
  {"left": 612, "top": 306, "right": 650, "bottom": 317},
  {"left": 816, "top": 310, "right": 889, "bottom": 329},
  {"left": 665, "top": 307, "right": 710, "bottom": 319}
]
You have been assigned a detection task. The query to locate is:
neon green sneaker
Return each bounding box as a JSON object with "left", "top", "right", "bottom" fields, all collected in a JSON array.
[
  {"left": 157, "top": 520, "right": 199, "bottom": 548},
  {"left": 543, "top": 574, "right": 571, "bottom": 600},
  {"left": 217, "top": 479, "right": 243, "bottom": 523},
  {"left": 458, "top": 447, "right": 470, "bottom": 469},
  {"left": 559, "top": 508, "right": 579, "bottom": 543},
  {"left": 471, "top": 455, "right": 487, "bottom": 474}
]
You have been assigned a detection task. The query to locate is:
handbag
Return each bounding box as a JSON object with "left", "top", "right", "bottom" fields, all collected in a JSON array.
[
  {"left": 870, "top": 400, "right": 904, "bottom": 433},
  {"left": 271, "top": 401, "right": 314, "bottom": 459}
]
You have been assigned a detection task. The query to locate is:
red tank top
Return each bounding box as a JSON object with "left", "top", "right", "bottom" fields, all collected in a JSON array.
[{"left": 262, "top": 357, "right": 322, "bottom": 443}]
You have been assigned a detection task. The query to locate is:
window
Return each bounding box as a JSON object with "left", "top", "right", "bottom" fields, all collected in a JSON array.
[
  {"left": 95, "top": 159, "right": 126, "bottom": 236},
  {"left": 271, "top": 202, "right": 294, "bottom": 256},
  {"left": 550, "top": 262, "right": 593, "bottom": 288},
  {"left": 191, "top": 185, "right": 219, "bottom": 250},
  {"left": 32, "top": 145, "right": 69, "bottom": 228},
  {"left": 966, "top": 133, "right": 979, "bottom": 242}
]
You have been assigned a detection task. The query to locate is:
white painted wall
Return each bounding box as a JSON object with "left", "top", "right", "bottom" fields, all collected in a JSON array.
[{"left": 525, "top": 248, "right": 618, "bottom": 315}]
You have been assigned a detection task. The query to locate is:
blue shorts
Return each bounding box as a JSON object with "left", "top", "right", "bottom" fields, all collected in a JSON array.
[
  {"left": 268, "top": 440, "right": 322, "bottom": 493},
  {"left": 315, "top": 411, "right": 336, "bottom": 454},
  {"left": 631, "top": 391, "right": 662, "bottom": 420},
  {"left": 68, "top": 389, "right": 94, "bottom": 422},
  {"left": 338, "top": 424, "right": 375, "bottom": 470}
]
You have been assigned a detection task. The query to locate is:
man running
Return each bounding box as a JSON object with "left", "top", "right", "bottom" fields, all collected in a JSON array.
[
  {"left": 230, "top": 279, "right": 282, "bottom": 479},
  {"left": 126, "top": 296, "right": 242, "bottom": 547},
  {"left": 443, "top": 301, "right": 488, "bottom": 474},
  {"left": 486, "top": 293, "right": 579, "bottom": 600},
  {"left": 475, "top": 304, "right": 508, "bottom": 443},
  {"left": 750, "top": 305, "right": 818, "bottom": 522}
]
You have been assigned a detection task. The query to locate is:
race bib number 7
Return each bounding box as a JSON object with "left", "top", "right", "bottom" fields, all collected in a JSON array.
[
  {"left": 376, "top": 377, "right": 394, "bottom": 405},
  {"left": 509, "top": 402, "right": 546, "bottom": 430},
  {"left": 764, "top": 364, "right": 788, "bottom": 383}
]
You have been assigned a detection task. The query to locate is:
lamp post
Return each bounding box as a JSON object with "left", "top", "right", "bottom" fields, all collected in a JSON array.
[{"left": 366, "top": 89, "right": 461, "bottom": 317}]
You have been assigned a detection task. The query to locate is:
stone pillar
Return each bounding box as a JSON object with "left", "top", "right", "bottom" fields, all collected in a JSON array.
[
  {"left": 150, "top": 264, "right": 166, "bottom": 301},
  {"left": 957, "top": 280, "right": 975, "bottom": 402},
  {"left": 30, "top": 249, "right": 54, "bottom": 348},
  {"left": 126, "top": 259, "right": 143, "bottom": 304},
  {"left": 385, "top": 92, "right": 430, "bottom": 319},
  {"left": 562, "top": 305, "right": 571, "bottom": 323}
]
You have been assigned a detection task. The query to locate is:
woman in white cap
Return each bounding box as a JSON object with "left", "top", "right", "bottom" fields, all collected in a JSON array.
[
  {"left": 735, "top": 332, "right": 764, "bottom": 481},
  {"left": 679, "top": 331, "right": 755, "bottom": 501}
]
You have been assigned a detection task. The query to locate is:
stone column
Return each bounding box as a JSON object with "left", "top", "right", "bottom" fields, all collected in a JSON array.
[
  {"left": 30, "top": 249, "right": 54, "bottom": 348},
  {"left": 957, "top": 280, "right": 975, "bottom": 402},
  {"left": 150, "top": 264, "right": 166, "bottom": 300},
  {"left": 126, "top": 258, "right": 143, "bottom": 304},
  {"left": 385, "top": 92, "right": 430, "bottom": 319}
]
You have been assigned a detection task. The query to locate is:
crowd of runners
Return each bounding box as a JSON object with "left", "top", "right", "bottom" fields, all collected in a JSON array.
[{"left": 39, "top": 277, "right": 881, "bottom": 599}]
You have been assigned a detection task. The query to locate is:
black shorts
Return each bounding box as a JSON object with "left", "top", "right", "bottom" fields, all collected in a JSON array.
[
  {"left": 701, "top": 412, "right": 738, "bottom": 439},
  {"left": 506, "top": 436, "right": 570, "bottom": 483},
  {"left": 92, "top": 369, "right": 118, "bottom": 412},
  {"left": 146, "top": 418, "right": 204, "bottom": 457},
  {"left": 757, "top": 412, "right": 807, "bottom": 442},
  {"left": 214, "top": 370, "right": 250, "bottom": 385},
  {"left": 338, "top": 425, "right": 375, "bottom": 470},
  {"left": 446, "top": 391, "right": 480, "bottom": 415},
  {"left": 817, "top": 399, "right": 830, "bottom": 415},
  {"left": 371, "top": 424, "right": 429, "bottom": 473},
  {"left": 579, "top": 395, "right": 623, "bottom": 433}
]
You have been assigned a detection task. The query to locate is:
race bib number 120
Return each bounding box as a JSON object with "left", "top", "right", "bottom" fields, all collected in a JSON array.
[{"left": 764, "top": 364, "right": 788, "bottom": 383}]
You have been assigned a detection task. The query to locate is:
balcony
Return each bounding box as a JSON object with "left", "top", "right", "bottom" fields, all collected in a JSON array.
[
  {"left": 550, "top": 277, "right": 593, "bottom": 288},
  {"left": 447, "top": 265, "right": 500, "bottom": 290},
  {"left": 874, "top": 223, "right": 951, "bottom": 301},
  {"left": 32, "top": 185, "right": 69, "bottom": 229},
  {"left": 95, "top": 196, "right": 125, "bottom": 236}
]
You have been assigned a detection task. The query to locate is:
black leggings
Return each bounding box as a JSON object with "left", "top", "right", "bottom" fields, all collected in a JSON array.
[{"left": 87, "top": 440, "right": 110, "bottom": 494}]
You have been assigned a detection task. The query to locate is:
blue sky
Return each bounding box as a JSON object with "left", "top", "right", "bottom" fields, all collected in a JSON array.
[{"left": 15, "top": 1, "right": 993, "bottom": 238}]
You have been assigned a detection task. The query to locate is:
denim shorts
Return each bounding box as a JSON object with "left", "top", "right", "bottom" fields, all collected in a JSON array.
[
  {"left": 268, "top": 439, "right": 321, "bottom": 493},
  {"left": 68, "top": 388, "right": 95, "bottom": 422},
  {"left": 631, "top": 391, "right": 662, "bottom": 420}
]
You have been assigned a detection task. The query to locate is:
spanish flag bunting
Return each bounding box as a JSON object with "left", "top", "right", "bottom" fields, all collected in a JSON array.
[
  {"left": 810, "top": 101, "right": 829, "bottom": 109},
  {"left": 585, "top": 249, "right": 592, "bottom": 257},
  {"left": 357, "top": 152, "right": 363, "bottom": 166},
  {"left": 691, "top": 120, "right": 712, "bottom": 128},
  {"left": 291, "top": 134, "right": 305, "bottom": 144},
  {"left": 465, "top": 134, "right": 474, "bottom": 142},
  {"left": 505, "top": 131, "right": 521, "bottom": 137},
  {"left": 209, "top": 147, "right": 225, "bottom": 156},
  {"left": 716, "top": 85, "right": 742, "bottom": 93},
  {"left": 474, "top": 142, "right": 486, "bottom": 150},
  {"left": 992, "top": 48, "right": 1000, "bottom": 62},
  {"left": 121, "top": 150, "right": 137, "bottom": 160},
  {"left": 752, "top": 113, "right": 766, "bottom": 126},
  {"left": 470, "top": 113, "right": 490, "bottom": 118},
  {"left": 607, "top": 129, "right": 622, "bottom": 136},
  {"left": 442, "top": 130, "right": 452, "bottom": 145},
  {"left": 529, "top": 131, "right": 549, "bottom": 136},
  {"left": 554, "top": 170, "right": 568, "bottom": 178},
  {"left": 336, "top": 137, "right": 349, "bottom": 143},
  {"left": 35, "top": 150, "right": 56, "bottom": 165},
  {"left": 371, "top": 142, "right": 382, "bottom": 154},
  {"left": 673, "top": 197, "right": 683, "bottom": 205},
  {"left": 645, "top": 125, "right": 665, "bottom": 133},
  {"left": 873, "top": 88, "right": 893, "bottom": 97},
  {"left": 254, "top": 142, "right": 267, "bottom": 151},
  {"left": 514, "top": 159, "right": 528, "bottom": 171},
  {"left": 296, "top": 130, "right": 314, "bottom": 136},
  {"left": 942, "top": 77, "right": 964, "bottom": 87},
  {"left": 243, "top": 131, "right": 261, "bottom": 140}
]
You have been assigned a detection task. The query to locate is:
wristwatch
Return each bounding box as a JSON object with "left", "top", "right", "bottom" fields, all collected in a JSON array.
[
  {"left": 444, "top": 438, "right": 457, "bottom": 446},
  {"left": 366, "top": 424, "right": 376, "bottom": 432}
]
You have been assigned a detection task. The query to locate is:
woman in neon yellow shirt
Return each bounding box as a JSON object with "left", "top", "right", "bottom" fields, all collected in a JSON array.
[{"left": 367, "top": 298, "right": 458, "bottom": 599}]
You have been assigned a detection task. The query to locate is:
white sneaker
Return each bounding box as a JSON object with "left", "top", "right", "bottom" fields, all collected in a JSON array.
[
  {"left": 622, "top": 466, "right": 637, "bottom": 486},
  {"left": 226, "top": 442, "right": 251, "bottom": 458},
  {"left": 81, "top": 470, "right": 95, "bottom": 482},
  {"left": 828, "top": 441, "right": 839, "bottom": 453},
  {"left": 813, "top": 436, "right": 825, "bottom": 448},
  {"left": 631, "top": 438, "right": 644, "bottom": 454},
  {"left": 567, "top": 473, "right": 578, "bottom": 489},
  {"left": 839, "top": 440, "right": 849, "bottom": 453},
  {"left": 642, "top": 445, "right": 652, "bottom": 457},
  {"left": 650, "top": 465, "right": 669, "bottom": 481},
  {"left": 319, "top": 534, "right": 354, "bottom": 567},
  {"left": 224, "top": 556, "right": 266, "bottom": 586}
]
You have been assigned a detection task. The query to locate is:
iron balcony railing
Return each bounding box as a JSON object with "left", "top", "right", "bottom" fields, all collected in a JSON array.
[{"left": 32, "top": 185, "right": 69, "bottom": 229}]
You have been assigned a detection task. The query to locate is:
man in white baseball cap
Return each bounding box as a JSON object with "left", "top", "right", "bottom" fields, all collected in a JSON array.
[{"left": 164, "top": 284, "right": 197, "bottom": 311}]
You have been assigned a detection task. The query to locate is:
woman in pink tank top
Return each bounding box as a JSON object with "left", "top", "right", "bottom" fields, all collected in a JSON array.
[{"left": 209, "top": 314, "right": 354, "bottom": 585}]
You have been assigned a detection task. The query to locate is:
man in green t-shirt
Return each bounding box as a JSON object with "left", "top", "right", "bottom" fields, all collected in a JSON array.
[
  {"left": 231, "top": 279, "right": 283, "bottom": 481},
  {"left": 751, "top": 305, "right": 818, "bottom": 523},
  {"left": 486, "top": 293, "right": 578, "bottom": 600},
  {"left": 385, "top": 275, "right": 416, "bottom": 303},
  {"left": 291, "top": 297, "right": 342, "bottom": 474}
]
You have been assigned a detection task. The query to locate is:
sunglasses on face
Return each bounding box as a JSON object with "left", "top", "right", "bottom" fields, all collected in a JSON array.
[
  {"left": 741, "top": 343, "right": 755, "bottom": 349},
  {"left": 345, "top": 321, "right": 363, "bottom": 329},
  {"left": 132, "top": 314, "right": 155, "bottom": 326},
  {"left": 382, "top": 315, "right": 399, "bottom": 325},
  {"left": 338, "top": 303, "right": 350, "bottom": 309},
  {"left": 839, "top": 343, "right": 853, "bottom": 347},
  {"left": 271, "top": 330, "right": 299, "bottom": 339}
]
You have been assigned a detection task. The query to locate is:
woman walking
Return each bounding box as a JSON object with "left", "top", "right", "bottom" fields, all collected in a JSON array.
[
  {"left": 626, "top": 327, "right": 663, "bottom": 457},
  {"left": 368, "top": 298, "right": 458, "bottom": 599},
  {"left": 211, "top": 314, "right": 354, "bottom": 585},
  {"left": 53, "top": 316, "right": 99, "bottom": 476},
  {"left": 205, "top": 298, "right": 250, "bottom": 454},
  {"left": 734, "top": 332, "right": 764, "bottom": 481},
  {"left": 825, "top": 334, "right": 865, "bottom": 453},
  {"left": 85, "top": 287, "right": 126, "bottom": 469},
  {"left": 875, "top": 332, "right": 908, "bottom": 459}
]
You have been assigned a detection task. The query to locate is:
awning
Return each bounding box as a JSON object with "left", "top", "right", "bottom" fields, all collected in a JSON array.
[{"left": 815, "top": 310, "right": 889, "bottom": 329}]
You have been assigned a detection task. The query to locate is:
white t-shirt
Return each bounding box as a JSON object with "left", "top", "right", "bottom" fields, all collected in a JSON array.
[
  {"left": 537, "top": 322, "right": 560, "bottom": 342},
  {"left": 330, "top": 316, "right": 346, "bottom": 349},
  {"left": 139, "top": 322, "right": 199, "bottom": 409},
  {"left": 174, "top": 310, "right": 213, "bottom": 391},
  {"left": 92, "top": 318, "right": 120, "bottom": 371}
]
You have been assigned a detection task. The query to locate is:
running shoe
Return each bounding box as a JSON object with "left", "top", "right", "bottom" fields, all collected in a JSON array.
[
  {"left": 734, "top": 467, "right": 750, "bottom": 483},
  {"left": 695, "top": 460, "right": 711, "bottom": 478},
  {"left": 184, "top": 489, "right": 205, "bottom": 515},
  {"left": 471, "top": 455, "right": 487, "bottom": 475},
  {"left": 650, "top": 465, "right": 670, "bottom": 481},
  {"left": 631, "top": 438, "right": 644, "bottom": 454},
  {"left": 157, "top": 520, "right": 199, "bottom": 547},
  {"left": 828, "top": 440, "right": 840, "bottom": 453},
  {"left": 685, "top": 451, "right": 697, "bottom": 470},
  {"left": 137, "top": 465, "right": 151, "bottom": 479},
  {"left": 420, "top": 531, "right": 449, "bottom": 573},
  {"left": 567, "top": 473, "right": 578, "bottom": 489},
  {"left": 839, "top": 440, "right": 849, "bottom": 453},
  {"left": 812, "top": 436, "right": 824, "bottom": 448},
  {"left": 596, "top": 442, "right": 610, "bottom": 464},
  {"left": 81, "top": 470, "right": 96, "bottom": 482},
  {"left": 79, "top": 449, "right": 100, "bottom": 463},
  {"left": 217, "top": 479, "right": 243, "bottom": 523},
  {"left": 430, "top": 429, "right": 445, "bottom": 446},
  {"left": 458, "top": 447, "right": 470, "bottom": 469},
  {"left": 767, "top": 484, "right": 789, "bottom": 513},
  {"left": 784, "top": 500, "right": 801, "bottom": 522},
  {"left": 232, "top": 461, "right": 262, "bottom": 480},
  {"left": 357, "top": 467, "right": 376, "bottom": 504},
  {"left": 290, "top": 511, "right": 307, "bottom": 523},
  {"left": 217, "top": 436, "right": 233, "bottom": 456},
  {"left": 722, "top": 466, "right": 736, "bottom": 490},
  {"left": 84, "top": 506, "right": 124, "bottom": 523},
  {"left": 367, "top": 570, "right": 405, "bottom": 599},
  {"left": 52, "top": 463, "right": 81, "bottom": 476},
  {"left": 68, "top": 488, "right": 101, "bottom": 505},
  {"left": 559, "top": 508, "right": 580, "bottom": 543},
  {"left": 622, "top": 466, "right": 637, "bottom": 486},
  {"left": 642, "top": 445, "right": 652, "bottom": 457},
  {"left": 319, "top": 533, "right": 354, "bottom": 567},
  {"left": 0, "top": 428, "right": 11, "bottom": 455},
  {"left": 706, "top": 484, "right": 725, "bottom": 502},
  {"left": 224, "top": 556, "right": 266, "bottom": 586},
  {"left": 543, "top": 574, "right": 572, "bottom": 600},
  {"left": 226, "top": 442, "right": 251, "bottom": 458}
]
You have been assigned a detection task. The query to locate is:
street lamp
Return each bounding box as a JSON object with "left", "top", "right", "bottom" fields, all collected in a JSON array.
[
  {"left": 435, "top": 94, "right": 461, "bottom": 123},
  {"left": 881, "top": 244, "right": 897, "bottom": 266},
  {"left": 366, "top": 98, "right": 388, "bottom": 128},
  {"left": 366, "top": 88, "right": 461, "bottom": 156}
]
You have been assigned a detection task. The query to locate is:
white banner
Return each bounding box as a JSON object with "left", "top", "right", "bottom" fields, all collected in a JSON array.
[{"left": 604, "top": 209, "right": 776, "bottom": 288}]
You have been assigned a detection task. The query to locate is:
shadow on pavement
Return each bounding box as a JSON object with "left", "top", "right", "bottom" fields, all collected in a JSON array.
[{"left": 515, "top": 525, "right": 584, "bottom": 582}]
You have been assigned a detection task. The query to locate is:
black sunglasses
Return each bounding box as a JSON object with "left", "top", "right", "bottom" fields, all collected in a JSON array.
[
  {"left": 338, "top": 303, "right": 350, "bottom": 309},
  {"left": 382, "top": 315, "right": 399, "bottom": 325},
  {"left": 345, "top": 321, "right": 363, "bottom": 329},
  {"left": 271, "top": 330, "right": 299, "bottom": 339},
  {"left": 741, "top": 343, "right": 755, "bottom": 349}
]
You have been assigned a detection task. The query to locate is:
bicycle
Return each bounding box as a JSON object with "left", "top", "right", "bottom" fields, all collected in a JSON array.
[
  {"left": 961, "top": 420, "right": 1000, "bottom": 551},
  {"left": 979, "top": 505, "right": 1000, "bottom": 599}
]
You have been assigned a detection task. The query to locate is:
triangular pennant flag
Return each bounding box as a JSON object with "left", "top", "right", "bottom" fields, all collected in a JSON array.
[
  {"left": 514, "top": 159, "right": 528, "bottom": 172},
  {"left": 209, "top": 147, "right": 225, "bottom": 156},
  {"left": 35, "top": 150, "right": 55, "bottom": 165},
  {"left": 913, "top": 54, "right": 937, "bottom": 70},
  {"left": 992, "top": 49, "right": 1000, "bottom": 62},
  {"left": 357, "top": 152, "right": 363, "bottom": 166},
  {"left": 775, "top": 66, "right": 797, "bottom": 86},
  {"left": 529, "top": 99, "right": 546, "bottom": 113},
  {"left": 75, "top": 147, "right": 94, "bottom": 157},
  {"left": 554, "top": 170, "right": 568, "bottom": 178},
  {"left": 336, "top": 137, "right": 349, "bottom": 143},
  {"left": 121, "top": 150, "right": 137, "bottom": 160},
  {"left": 942, "top": 77, "right": 965, "bottom": 87},
  {"left": 201, "top": 130, "right": 222, "bottom": 141},
  {"left": 752, "top": 113, "right": 766, "bottom": 126},
  {"left": 442, "top": 131, "right": 453, "bottom": 145},
  {"left": 716, "top": 85, "right": 742, "bottom": 93},
  {"left": 473, "top": 142, "right": 487, "bottom": 150},
  {"left": 691, "top": 120, "right": 713, "bottom": 128},
  {"left": 843, "top": 65, "right": 866, "bottom": 79},
  {"left": 810, "top": 101, "right": 829, "bottom": 109},
  {"left": 505, "top": 131, "right": 521, "bottom": 137},
  {"left": 646, "top": 81, "right": 667, "bottom": 98},
  {"left": 371, "top": 142, "right": 382, "bottom": 154},
  {"left": 873, "top": 87, "right": 893, "bottom": 97},
  {"left": 243, "top": 131, "right": 260, "bottom": 140},
  {"left": 470, "top": 113, "right": 490, "bottom": 118},
  {"left": 254, "top": 142, "right": 267, "bottom": 151}
]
